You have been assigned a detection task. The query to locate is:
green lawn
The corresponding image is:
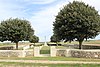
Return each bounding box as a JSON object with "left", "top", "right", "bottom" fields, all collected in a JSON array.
[
  {"left": 83, "top": 40, "right": 100, "bottom": 44},
  {"left": 40, "top": 46, "right": 50, "bottom": 54},
  {"left": 65, "top": 40, "right": 100, "bottom": 45},
  {"left": 56, "top": 46, "right": 67, "bottom": 49},
  {"left": 0, "top": 43, "right": 15, "bottom": 46},
  {"left": 0, "top": 57, "right": 100, "bottom": 62},
  {"left": 0, "top": 62, "right": 100, "bottom": 67}
]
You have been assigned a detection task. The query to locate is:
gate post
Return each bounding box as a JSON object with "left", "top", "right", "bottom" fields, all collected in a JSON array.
[
  {"left": 34, "top": 46, "right": 40, "bottom": 57},
  {"left": 50, "top": 46, "right": 56, "bottom": 57}
]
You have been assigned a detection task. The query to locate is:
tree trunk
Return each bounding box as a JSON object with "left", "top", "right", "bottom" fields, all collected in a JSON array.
[
  {"left": 79, "top": 41, "right": 83, "bottom": 49},
  {"left": 56, "top": 42, "right": 58, "bottom": 46},
  {"left": 16, "top": 42, "right": 18, "bottom": 50}
]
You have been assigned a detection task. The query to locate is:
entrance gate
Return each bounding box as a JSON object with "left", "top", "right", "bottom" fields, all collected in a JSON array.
[{"left": 34, "top": 46, "right": 56, "bottom": 57}]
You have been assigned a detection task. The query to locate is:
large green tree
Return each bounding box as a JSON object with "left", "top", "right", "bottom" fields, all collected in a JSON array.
[
  {"left": 50, "top": 34, "right": 60, "bottom": 42},
  {"left": 50, "top": 35, "right": 60, "bottom": 46},
  {"left": 53, "top": 1, "right": 100, "bottom": 49},
  {"left": 29, "top": 35, "right": 39, "bottom": 44},
  {"left": 0, "top": 18, "right": 34, "bottom": 49}
]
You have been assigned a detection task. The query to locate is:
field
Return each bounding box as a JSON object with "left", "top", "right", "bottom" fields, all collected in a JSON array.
[
  {"left": 63, "top": 40, "right": 100, "bottom": 45},
  {"left": 0, "top": 42, "right": 15, "bottom": 46},
  {"left": 48, "top": 40, "right": 100, "bottom": 45},
  {"left": 0, "top": 62, "right": 100, "bottom": 67},
  {"left": 0, "top": 40, "right": 100, "bottom": 47}
]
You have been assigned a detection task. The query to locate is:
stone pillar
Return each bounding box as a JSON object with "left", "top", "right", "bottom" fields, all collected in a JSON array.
[
  {"left": 34, "top": 46, "right": 40, "bottom": 57},
  {"left": 65, "top": 49, "right": 71, "bottom": 57},
  {"left": 22, "top": 50, "right": 26, "bottom": 57},
  {"left": 50, "top": 46, "right": 56, "bottom": 57}
]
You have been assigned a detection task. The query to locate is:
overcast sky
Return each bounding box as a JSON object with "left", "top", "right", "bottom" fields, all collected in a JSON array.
[{"left": 0, "top": 0, "right": 100, "bottom": 42}]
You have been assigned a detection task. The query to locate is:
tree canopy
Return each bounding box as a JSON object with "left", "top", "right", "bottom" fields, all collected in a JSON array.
[
  {"left": 50, "top": 34, "right": 60, "bottom": 42},
  {"left": 29, "top": 35, "right": 39, "bottom": 43},
  {"left": 53, "top": 1, "right": 100, "bottom": 49},
  {"left": 0, "top": 18, "right": 34, "bottom": 49}
]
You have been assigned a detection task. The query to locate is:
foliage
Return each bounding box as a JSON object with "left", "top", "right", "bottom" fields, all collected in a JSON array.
[
  {"left": 50, "top": 34, "right": 60, "bottom": 42},
  {"left": 50, "top": 35, "right": 61, "bottom": 46},
  {"left": 29, "top": 35, "right": 39, "bottom": 43},
  {"left": 53, "top": 1, "right": 100, "bottom": 49},
  {"left": 0, "top": 18, "right": 34, "bottom": 49}
]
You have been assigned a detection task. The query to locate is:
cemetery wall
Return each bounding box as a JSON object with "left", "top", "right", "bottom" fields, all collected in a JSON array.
[
  {"left": 0, "top": 50, "right": 33, "bottom": 57},
  {"left": 56, "top": 49, "right": 100, "bottom": 59}
]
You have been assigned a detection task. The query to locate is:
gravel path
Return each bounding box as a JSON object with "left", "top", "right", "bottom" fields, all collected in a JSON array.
[{"left": 0, "top": 60, "right": 100, "bottom": 64}]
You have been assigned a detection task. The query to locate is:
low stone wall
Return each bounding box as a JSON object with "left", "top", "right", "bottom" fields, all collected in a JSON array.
[
  {"left": 1, "top": 46, "right": 100, "bottom": 58},
  {"left": 70, "top": 49, "right": 100, "bottom": 59},
  {"left": 24, "top": 50, "right": 34, "bottom": 57},
  {"left": 56, "top": 49, "right": 100, "bottom": 59},
  {"left": 56, "top": 49, "right": 66, "bottom": 57},
  {"left": 56, "top": 49, "right": 70, "bottom": 57},
  {"left": 0, "top": 50, "right": 33, "bottom": 57}
]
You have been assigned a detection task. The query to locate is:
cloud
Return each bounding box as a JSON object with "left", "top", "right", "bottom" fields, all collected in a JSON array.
[
  {"left": 0, "top": 0, "right": 100, "bottom": 42},
  {"left": 30, "top": 0, "right": 100, "bottom": 41},
  {"left": 0, "top": 0, "right": 68, "bottom": 42},
  {"left": 0, "top": 0, "right": 29, "bottom": 21},
  {"left": 29, "top": 0, "right": 68, "bottom": 41},
  {"left": 19, "top": 0, "right": 57, "bottom": 4}
]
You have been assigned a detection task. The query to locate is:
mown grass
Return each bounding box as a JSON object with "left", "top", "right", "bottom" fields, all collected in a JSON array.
[
  {"left": 40, "top": 50, "right": 50, "bottom": 54},
  {"left": 64, "top": 40, "right": 100, "bottom": 45},
  {"left": 0, "top": 57, "right": 100, "bottom": 62},
  {"left": 40, "top": 46, "right": 50, "bottom": 54},
  {"left": 83, "top": 40, "right": 100, "bottom": 44},
  {"left": 0, "top": 62, "right": 100, "bottom": 67},
  {"left": 49, "top": 40, "right": 100, "bottom": 45},
  {"left": 56, "top": 46, "right": 67, "bottom": 49},
  {"left": 0, "top": 43, "right": 15, "bottom": 46}
]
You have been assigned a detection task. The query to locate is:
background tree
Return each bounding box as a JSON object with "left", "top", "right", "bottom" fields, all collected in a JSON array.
[
  {"left": 0, "top": 18, "right": 34, "bottom": 49},
  {"left": 50, "top": 34, "right": 60, "bottom": 46},
  {"left": 50, "top": 35, "right": 59, "bottom": 42},
  {"left": 53, "top": 1, "right": 100, "bottom": 49},
  {"left": 29, "top": 35, "right": 39, "bottom": 44}
]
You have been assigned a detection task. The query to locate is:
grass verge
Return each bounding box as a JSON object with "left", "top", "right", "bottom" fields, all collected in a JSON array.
[
  {"left": 0, "top": 62, "right": 100, "bottom": 67},
  {"left": 0, "top": 57, "right": 100, "bottom": 62}
]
